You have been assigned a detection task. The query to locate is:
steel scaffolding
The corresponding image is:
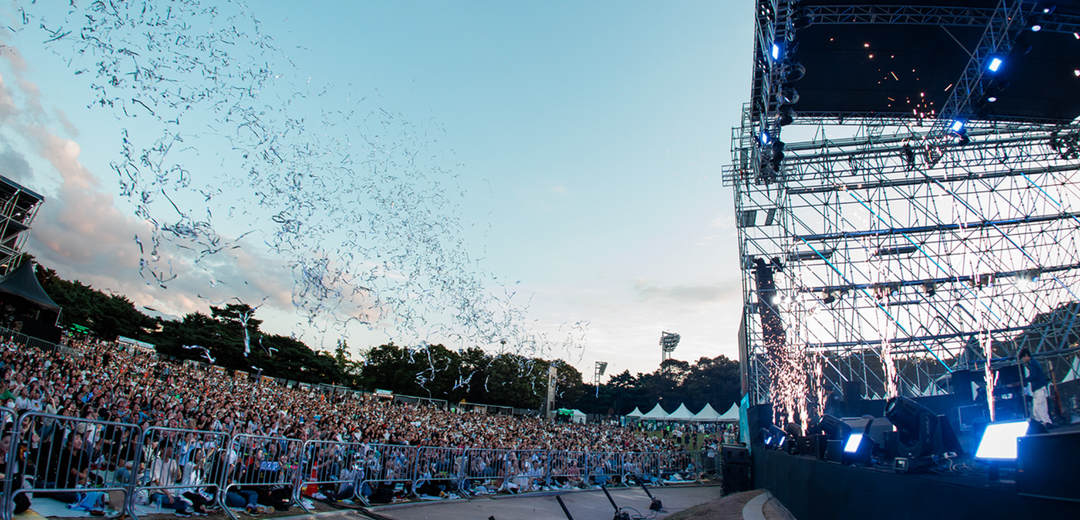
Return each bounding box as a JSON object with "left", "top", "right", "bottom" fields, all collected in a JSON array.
[{"left": 730, "top": 1, "right": 1080, "bottom": 414}]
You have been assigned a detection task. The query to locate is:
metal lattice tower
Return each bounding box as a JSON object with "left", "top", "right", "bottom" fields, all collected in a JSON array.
[
  {"left": 728, "top": 1, "right": 1080, "bottom": 416},
  {"left": 0, "top": 177, "right": 44, "bottom": 276}
]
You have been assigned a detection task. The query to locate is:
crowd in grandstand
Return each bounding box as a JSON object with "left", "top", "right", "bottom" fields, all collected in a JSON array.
[{"left": 0, "top": 337, "right": 736, "bottom": 514}]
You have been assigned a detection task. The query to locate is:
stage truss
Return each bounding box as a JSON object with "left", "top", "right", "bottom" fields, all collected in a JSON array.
[{"left": 729, "top": 1, "right": 1080, "bottom": 416}]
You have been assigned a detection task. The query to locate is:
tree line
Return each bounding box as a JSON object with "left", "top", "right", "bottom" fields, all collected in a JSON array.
[{"left": 33, "top": 262, "right": 741, "bottom": 414}]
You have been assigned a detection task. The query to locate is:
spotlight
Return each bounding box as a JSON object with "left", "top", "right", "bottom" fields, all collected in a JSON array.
[
  {"left": 777, "top": 105, "right": 795, "bottom": 126},
  {"left": 759, "top": 131, "right": 771, "bottom": 146},
  {"left": 1074, "top": 70, "right": 1079, "bottom": 77},
  {"left": 988, "top": 96, "right": 998, "bottom": 102},
  {"left": 777, "top": 84, "right": 800, "bottom": 105},
  {"left": 771, "top": 42, "right": 781, "bottom": 61},
  {"left": 1031, "top": 24, "right": 1042, "bottom": 32},
  {"left": 781, "top": 61, "right": 806, "bottom": 83},
  {"left": 950, "top": 119, "right": 965, "bottom": 133},
  {"left": 987, "top": 57, "right": 1003, "bottom": 73},
  {"left": 975, "top": 420, "right": 1029, "bottom": 481},
  {"left": 980, "top": 421, "right": 1028, "bottom": 458}
]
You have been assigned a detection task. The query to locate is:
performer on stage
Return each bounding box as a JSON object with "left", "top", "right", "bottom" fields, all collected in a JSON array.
[{"left": 1018, "top": 348, "right": 1052, "bottom": 427}]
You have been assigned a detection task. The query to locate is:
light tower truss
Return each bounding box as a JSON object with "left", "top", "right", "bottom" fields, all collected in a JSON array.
[
  {"left": 728, "top": 112, "right": 1080, "bottom": 408},
  {"left": 731, "top": 1, "right": 1080, "bottom": 411},
  {"left": 0, "top": 177, "right": 44, "bottom": 276}
]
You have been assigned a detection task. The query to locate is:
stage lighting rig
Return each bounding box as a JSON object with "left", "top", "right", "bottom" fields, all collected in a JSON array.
[{"left": 884, "top": 396, "right": 963, "bottom": 472}]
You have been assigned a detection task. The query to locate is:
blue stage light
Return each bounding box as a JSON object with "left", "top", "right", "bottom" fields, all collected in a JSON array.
[
  {"left": 759, "top": 131, "right": 771, "bottom": 146},
  {"left": 843, "top": 433, "right": 864, "bottom": 454},
  {"left": 771, "top": 42, "right": 781, "bottom": 61},
  {"left": 988, "top": 57, "right": 1003, "bottom": 72},
  {"left": 975, "top": 421, "right": 1029, "bottom": 460},
  {"left": 950, "top": 120, "right": 965, "bottom": 133}
]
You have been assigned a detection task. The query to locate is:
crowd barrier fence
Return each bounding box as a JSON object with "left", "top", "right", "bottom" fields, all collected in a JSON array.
[
  {"left": 357, "top": 443, "right": 418, "bottom": 504},
  {"left": 2, "top": 412, "right": 142, "bottom": 520},
  {"left": 129, "top": 426, "right": 231, "bottom": 520},
  {"left": 0, "top": 412, "right": 717, "bottom": 518},
  {"left": 294, "top": 439, "right": 366, "bottom": 511},
  {"left": 219, "top": 433, "right": 305, "bottom": 520}
]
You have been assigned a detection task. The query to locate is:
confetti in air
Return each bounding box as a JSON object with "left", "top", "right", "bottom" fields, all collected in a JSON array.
[{"left": 11, "top": 0, "right": 586, "bottom": 389}]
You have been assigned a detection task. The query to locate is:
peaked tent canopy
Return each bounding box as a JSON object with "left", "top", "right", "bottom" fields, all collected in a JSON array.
[
  {"left": 1063, "top": 356, "right": 1080, "bottom": 383},
  {"left": 691, "top": 403, "right": 722, "bottom": 422},
  {"left": 626, "top": 407, "right": 644, "bottom": 418},
  {"left": 0, "top": 261, "right": 60, "bottom": 313},
  {"left": 666, "top": 403, "right": 694, "bottom": 421},
  {"left": 641, "top": 403, "right": 669, "bottom": 419},
  {"left": 717, "top": 403, "right": 740, "bottom": 422}
]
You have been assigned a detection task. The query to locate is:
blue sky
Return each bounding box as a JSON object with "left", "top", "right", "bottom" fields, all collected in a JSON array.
[{"left": 0, "top": 1, "right": 752, "bottom": 381}]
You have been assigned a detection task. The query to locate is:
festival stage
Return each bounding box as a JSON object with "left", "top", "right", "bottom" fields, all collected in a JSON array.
[{"left": 752, "top": 437, "right": 1080, "bottom": 520}]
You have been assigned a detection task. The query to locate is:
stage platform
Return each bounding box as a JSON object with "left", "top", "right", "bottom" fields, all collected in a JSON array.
[
  {"left": 365, "top": 483, "right": 727, "bottom": 520},
  {"left": 753, "top": 447, "right": 1078, "bottom": 520}
]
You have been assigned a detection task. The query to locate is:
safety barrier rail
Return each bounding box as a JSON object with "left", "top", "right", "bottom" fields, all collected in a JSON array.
[
  {"left": 129, "top": 426, "right": 231, "bottom": 520},
  {"left": 219, "top": 433, "right": 305, "bottom": 520},
  {"left": 0, "top": 411, "right": 709, "bottom": 517},
  {"left": 2, "top": 412, "right": 141, "bottom": 520},
  {"left": 294, "top": 439, "right": 366, "bottom": 511}
]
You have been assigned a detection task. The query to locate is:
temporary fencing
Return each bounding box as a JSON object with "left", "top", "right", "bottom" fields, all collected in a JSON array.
[
  {"left": 294, "top": 439, "right": 366, "bottom": 511},
  {"left": 411, "top": 446, "right": 467, "bottom": 498},
  {"left": 2, "top": 412, "right": 142, "bottom": 520},
  {"left": 357, "top": 443, "right": 419, "bottom": 504},
  {"left": 0, "top": 411, "right": 710, "bottom": 518},
  {"left": 219, "top": 433, "right": 305, "bottom": 520},
  {"left": 130, "top": 426, "right": 231, "bottom": 520}
]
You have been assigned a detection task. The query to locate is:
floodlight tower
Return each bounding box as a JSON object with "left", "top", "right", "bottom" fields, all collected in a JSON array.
[
  {"left": 728, "top": 0, "right": 1080, "bottom": 422},
  {"left": 593, "top": 361, "right": 608, "bottom": 398},
  {"left": 0, "top": 177, "right": 44, "bottom": 275},
  {"left": 660, "top": 331, "right": 681, "bottom": 365}
]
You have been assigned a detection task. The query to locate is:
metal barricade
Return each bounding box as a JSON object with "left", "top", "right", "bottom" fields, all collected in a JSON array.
[
  {"left": 4, "top": 412, "right": 142, "bottom": 520},
  {"left": 585, "top": 451, "right": 623, "bottom": 487},
  {"left": 358, "top": 443, "right": 419, "bottom": 504},
  {"left": 129, "top": 426, "right": 231, "bottom": 520},
  {"left": 0, "top": 407, "right": 16, "bottom": 520},
  {"left": 622, "top": 451, "right": 662, "bottom": 486},
  {"left": 219, "top": 433, "right": 305, "bottom": 520},
  {"left": 661, "top": 450, "right": 700, "bottom": 482},
  {"left": 459, "top": 448, "right": 509, "bottom": 495},
  {"left": 294, "top": 439, "right": 366, "bottom": 511},
  {"left": 547, "top": 450, "right": 587, "bottom": 490},
  {"left": 411, "top": 446, "right": 467, "bottom": 498},
  {"left": 501, "top": 449, "right": 549, "bottom": 493}
]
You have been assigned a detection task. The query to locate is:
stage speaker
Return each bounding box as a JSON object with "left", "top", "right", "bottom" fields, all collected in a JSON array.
[
  {"left": 843, "top": 381, "right": 864, "bottom": 416},
  {"left": 825, "top": 439, "right": 843, "bottom": 464},
  {"left": 951, "top": 370, "right": 975, "bottom": 404},
  {"left": 722, "top": 463, "right": 751, "bottom": 494},
  {"left": 1017, "top": 430, "right": 1080, "bottom": 502},
  {"left": 722, "top": 444, "right": 750, "bottom": 466}
]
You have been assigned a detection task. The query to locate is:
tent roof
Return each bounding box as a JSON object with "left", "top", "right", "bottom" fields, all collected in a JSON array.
[
  {"left": 718, "top": 403, "right": 740, "bottom": 422},
  {"left": 691, "top": 403, "right": 722, "bottom": 421},
  {"left": 0, "top": 261, "right": 60, "bottom": 313},
  {"left": 640, "top": 403, "right": 669, "bottom": 419},
  {"left": 626, "top": 407, "right": 644, "bottom": 418},
  {"left": 569, "top": 409, "right": 586, "bottom": 417},
  {"left": 666, "top": 403, "right": 694, "bottom": 420},
  {"left": 1064, "top": 356, "right": 1080, "bottom": 383}
]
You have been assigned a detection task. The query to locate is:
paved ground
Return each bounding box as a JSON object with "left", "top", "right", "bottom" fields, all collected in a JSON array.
[{"left": 364, "top": 484, "right": 726, "bottom": 520}]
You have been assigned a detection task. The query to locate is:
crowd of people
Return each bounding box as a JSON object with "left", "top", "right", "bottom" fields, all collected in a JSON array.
[{"left": 0, "top": 337, "right": 735, "bottom": 513}]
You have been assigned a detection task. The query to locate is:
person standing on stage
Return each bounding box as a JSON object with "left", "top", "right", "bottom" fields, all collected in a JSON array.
[{"left": 1018, "top": 348, "right": 1052, "bottom": 427}]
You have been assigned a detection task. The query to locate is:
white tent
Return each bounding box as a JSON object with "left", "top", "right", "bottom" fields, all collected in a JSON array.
[
  {"left": 717, "top": 403, "right": 740, "bottom": 422},
  {"left": 1063, "top": 356, "right": 1080, "bottom": 383},
  {"left": 641, "top": 403, "right": 669, "bottom": 419},
  {"left": 666, "top": 403, "right": 694, "bottom": 421},
  {"left": 691, "top": 403, "right": 722, "bottom": 422},
  {"left": 626, "top": 407, "right": 644, "bottom": 418},
  {"left": 570, "top": 409, "right": 587, "bottom": 424}
]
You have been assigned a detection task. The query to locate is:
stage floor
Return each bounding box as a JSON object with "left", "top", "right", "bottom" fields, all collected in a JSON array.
[{"left": 367, "top": 483, "right": 727, "bottom": 520}]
